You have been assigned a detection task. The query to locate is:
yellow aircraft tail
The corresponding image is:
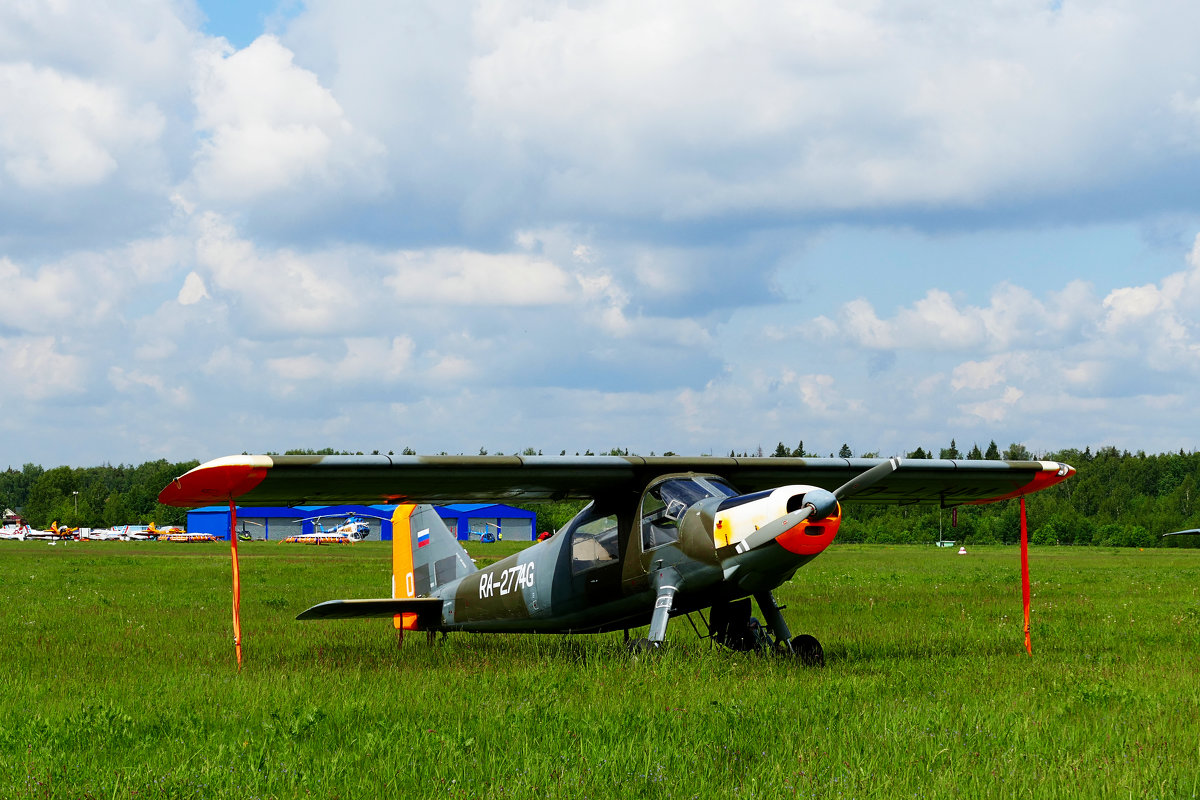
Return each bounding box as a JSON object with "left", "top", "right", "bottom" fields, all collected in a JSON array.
[{"left": 390, "top": 504, "right": 475, "bottom": 631}]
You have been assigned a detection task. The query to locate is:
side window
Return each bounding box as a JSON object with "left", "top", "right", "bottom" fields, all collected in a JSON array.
[
  {"left": 570, "top": 513, "right": 620, "bottom": 574},
  {"left": 641, "top": 487, "right": 679, "bottom": 550}
]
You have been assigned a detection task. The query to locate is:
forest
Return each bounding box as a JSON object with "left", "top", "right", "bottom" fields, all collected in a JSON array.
[{"left": 1, "top": 443, "right": 1198, "bottom": 546}]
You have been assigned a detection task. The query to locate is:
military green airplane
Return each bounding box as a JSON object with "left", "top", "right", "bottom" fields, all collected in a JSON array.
[{"left": 159, "top": 454, "right": 1074, "bottom": 663}]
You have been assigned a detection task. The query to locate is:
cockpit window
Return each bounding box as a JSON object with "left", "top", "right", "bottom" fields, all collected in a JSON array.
[
  {"left": 640, "top": 477, "right": 737, "bottom": 551},
  {"left": 567, "top": 504, "right": 620, "bottom": 574}
]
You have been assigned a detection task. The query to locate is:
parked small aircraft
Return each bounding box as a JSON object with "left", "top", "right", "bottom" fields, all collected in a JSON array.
[
  {"left": 161, "top": 454, "right": 1074, "bottom": 662},
  {"left": 82, "top": 524, "right": 146, "bottom": 541},
  {"left": 0, "top": 523, "right": 30, "bottom": 541},
  {"left": 27, "top": 521, "right": 79, "bottom": 540}
]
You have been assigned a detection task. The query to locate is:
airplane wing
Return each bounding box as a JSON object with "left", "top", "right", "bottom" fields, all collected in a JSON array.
[
  {"left": 296, "top": 597, "right": 443, "bottom": 623},
  {"left": 159, "top": 454, "right": 1073, "bottom": 508}
]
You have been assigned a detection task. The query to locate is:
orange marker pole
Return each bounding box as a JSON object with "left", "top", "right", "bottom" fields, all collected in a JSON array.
[
  {"left": 1020, "top": 496, "right": 1031, "bottom": 655},
  {"left": 229, "top": 498, "right": 243, "bottom": 669}
]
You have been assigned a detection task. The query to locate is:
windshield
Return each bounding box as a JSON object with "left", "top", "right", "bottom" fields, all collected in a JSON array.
[{"left": 641, "top": 476, "right": 737, "bottom": 550}]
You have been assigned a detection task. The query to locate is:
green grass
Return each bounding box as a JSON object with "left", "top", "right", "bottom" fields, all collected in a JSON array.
[{"left": 2, "top": 540, "right": 1198, "bottom": 799}]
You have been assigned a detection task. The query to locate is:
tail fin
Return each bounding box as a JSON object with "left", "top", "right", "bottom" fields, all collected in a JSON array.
[{"left": 390, "top": 504, "right": 476, "bottom": 630}]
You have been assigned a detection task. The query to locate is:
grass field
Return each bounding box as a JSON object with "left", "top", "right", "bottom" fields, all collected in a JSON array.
[{"left": 1, "top": 539, "right": 1198, "bottom": 799}]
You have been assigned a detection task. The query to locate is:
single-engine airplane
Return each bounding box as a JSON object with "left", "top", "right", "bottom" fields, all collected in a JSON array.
[
  {"left": 148, "top": 522, "right": 184, "bottom": 539},
  {"left": 27, "top": 521, "right": 79, "bottom": 540},
  {"left": 0, "top": 523, "right": 30, "bottom": 541},
  {"left": 160, "top": 454, "right": 1074, "bottom": 662}
]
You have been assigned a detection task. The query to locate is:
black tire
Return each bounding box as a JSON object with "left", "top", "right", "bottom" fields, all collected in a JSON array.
[{"left": 790, "top": 634, "right": 825, "bottom": 667}]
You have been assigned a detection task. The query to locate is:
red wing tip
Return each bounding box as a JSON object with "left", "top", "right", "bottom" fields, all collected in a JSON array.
[
  {"left": 158, "top": 456, "right": 273, "bottom": 507},
  {"left": 967, "top": 461, "right": 1075, "bottom": 505}
]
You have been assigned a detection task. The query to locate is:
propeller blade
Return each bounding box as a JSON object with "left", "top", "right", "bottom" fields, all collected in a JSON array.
[
  {"left": 832, "top": 457, "right": 903, "bottom": 500},
  {"left": 734, "top": 505, "right": 814, "bottom": 554}
]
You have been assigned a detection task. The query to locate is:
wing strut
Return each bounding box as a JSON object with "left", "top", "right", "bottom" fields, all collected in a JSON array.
[
  {"left": 230, "top": 498, "right": 244, "bottom": 669},
  {"left": 1020, "top": 496, "right": 1031, "bottom": 656}
]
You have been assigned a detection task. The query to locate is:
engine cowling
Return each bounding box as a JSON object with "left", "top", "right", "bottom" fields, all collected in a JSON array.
[{"left": 710, "top": 485, "right": 842, "bottom": 556}]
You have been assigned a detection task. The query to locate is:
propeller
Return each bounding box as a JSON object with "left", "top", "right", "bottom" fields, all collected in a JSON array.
[{"left": 733, "top": 458, "right": 903, "bottom": 554}]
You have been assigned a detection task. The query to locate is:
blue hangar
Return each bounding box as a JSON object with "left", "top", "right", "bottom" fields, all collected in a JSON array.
[{"left": 186, "top": 503, "right": 538, "bottom": 542}]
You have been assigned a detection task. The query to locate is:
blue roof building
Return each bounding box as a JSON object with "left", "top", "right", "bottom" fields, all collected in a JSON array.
[{"left": 186, "top": 502, "right": 538, "bottom": 541}]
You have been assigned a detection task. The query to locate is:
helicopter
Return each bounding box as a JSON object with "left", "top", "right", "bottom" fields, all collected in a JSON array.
[{"left": 280, "top": 513, "right": 388, "bottom": 544}]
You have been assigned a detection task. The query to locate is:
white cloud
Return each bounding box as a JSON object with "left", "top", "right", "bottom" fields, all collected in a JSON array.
[
  {"left": 0, "top": 236, "right": 185, "bottom": 335},
  {"left": 441, "top": 0, "right": 1200, "bottom": 218},
  {"left": 959, "top": 386, "right": 1025, "bottom": 425},
  {"left": 193, "top": 211, "right": 361, "bottom": 332},
  {"left": 0, "top": 63, "right": 164, "bottom": 189},
  {"left": 385, "top": 250, "right": 573, "bottom": 306},
  {"left": 266, "top": 336, "right": 416, "bottom": 383},
  {"left": 189, "top": 35, "right": 384, "bottom": 202},
  {"left": 0, "top": 336, "right": 85, "bottom": 400},
  {"left": 343, "top": 336, "right": 416, "bottom": 381},
  {"left": 202, "top": 344, "right": 254, "bottom": 378},
  {"left": 951, "top": 358, "right": 1005, "bottom": 392},
  {"left": 265, "top": 353, "right": 326, "bottom": 382},
  {"left": 0, "top": 0, "right": 199, "bottom": 94},
  {"left": 1102, "top": 284, "right": 1167, "bottom": 329},
  {"left": 835, "top": 290, "right": 987, "bottom": 351},
  {"left": 7, "top": 1, "right": 1200, "bottom": 465},
  {"left": 177, "top": 271, "right": 210, "bottom": 305},
  {"left": 108, "top": 366, "right": 189, "bottom": 405}
]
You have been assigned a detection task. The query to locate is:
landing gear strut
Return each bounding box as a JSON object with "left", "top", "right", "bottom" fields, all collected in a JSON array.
[
  {"left": 628, "top": 568, "right": 679, "bottom": 655},
  {"left": 709, "top": 594, "right": 824, "bottom": 666}
]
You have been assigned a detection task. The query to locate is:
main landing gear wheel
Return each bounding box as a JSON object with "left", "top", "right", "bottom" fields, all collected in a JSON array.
[
  {"left": 789, "top": 634, "right": 824, "bottom": 667},
  {"left": 710, "top": 599, "right": 775, "bottom": 652}
]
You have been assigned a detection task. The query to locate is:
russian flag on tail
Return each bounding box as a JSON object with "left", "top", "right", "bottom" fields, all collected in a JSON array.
[{"left": 416, "top": 528, "right": 430, "bottom": 548}]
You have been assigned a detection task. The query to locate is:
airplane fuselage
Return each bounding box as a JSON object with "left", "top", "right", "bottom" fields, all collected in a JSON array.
[{"left": 425, "top": 475, "right": 838, "bottom": 635}]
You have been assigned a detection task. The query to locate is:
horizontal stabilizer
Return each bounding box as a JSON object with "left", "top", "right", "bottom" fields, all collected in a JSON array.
[{"left": 296, "top": 597, "right": 443, "bottom": 625}]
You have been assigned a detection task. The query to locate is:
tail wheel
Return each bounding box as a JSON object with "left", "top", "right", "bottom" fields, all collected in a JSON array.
[{"left": 790, "top": 634, "right": 824, "bottom": 667}]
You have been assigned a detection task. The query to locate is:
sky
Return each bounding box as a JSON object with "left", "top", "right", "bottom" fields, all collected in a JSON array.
[{"left": 3, "top": 0, "right": 1200, "bottom": 468}]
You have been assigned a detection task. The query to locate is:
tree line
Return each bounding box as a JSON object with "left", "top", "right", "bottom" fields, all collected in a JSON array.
[
  {"left": 2, "top": 445, "right": 1197, "bottom": 546},
  {"left": 1, "top": 460, "right": 198, "bottom": 529}
]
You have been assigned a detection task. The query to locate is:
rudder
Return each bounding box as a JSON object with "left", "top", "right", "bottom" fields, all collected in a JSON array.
[{"left": 391, "top": 504, "right": 476, "bottom": 630}]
